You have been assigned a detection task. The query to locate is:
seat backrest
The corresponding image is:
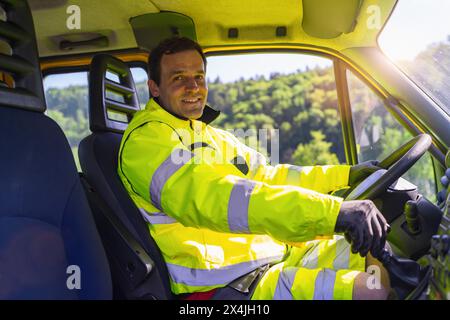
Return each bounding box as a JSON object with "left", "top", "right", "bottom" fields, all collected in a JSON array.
[
  {"left": 79, "top": 54, "right": 174, "bottom": 299},
  {"left": 0, "top": 0, "right": 112, "bottom": 299}
]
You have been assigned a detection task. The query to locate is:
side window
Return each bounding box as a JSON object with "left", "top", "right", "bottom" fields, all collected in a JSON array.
[
  {"left": 44, "top": 66, "right": 149, "bottom": 170},
  {"left": 347, "top": 70, "right": 437, "bottom": 202},
  {"left": 44, "top": 71, "right": 89, "bottom": 170},
  {"left": 130, "top": 67, "right": 149, "bottom": 107},
  {"left": 206, "top": 53, "right": 345, "bottom": 166}
]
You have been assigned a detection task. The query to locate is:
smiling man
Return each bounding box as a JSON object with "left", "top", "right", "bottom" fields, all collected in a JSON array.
[
  {"left": 118, "top": 37, "right": 391, "bottom": 300},
  {"left": 147, "top": 47, "right": 208, "bottom": 120}
]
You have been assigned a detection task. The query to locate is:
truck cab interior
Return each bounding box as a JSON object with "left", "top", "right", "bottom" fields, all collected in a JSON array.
[{"left": 0, "top": 0, "right": 449, "bottom": 300}]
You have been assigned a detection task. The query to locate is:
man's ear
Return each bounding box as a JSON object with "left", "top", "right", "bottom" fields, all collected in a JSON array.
[{"left": 148, "top": 79, "right": 160, "bottom": 97}]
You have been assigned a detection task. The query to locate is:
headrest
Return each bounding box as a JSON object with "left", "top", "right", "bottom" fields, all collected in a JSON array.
[
  {"left": 88, "top": 54, "right": 140, "bottom": 133},
  {"left": 0, "top": 0, "right": 45, "bottom": 112}
]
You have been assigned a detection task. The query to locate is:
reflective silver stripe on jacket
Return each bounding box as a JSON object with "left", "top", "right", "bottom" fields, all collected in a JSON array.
[
  {"left": 286, "top": 165, "right": 303, "bottom": 185},
  {"left": 227, "top": 178, "right": 258, "bottom": 233},
  {"left": 313, "top": 269, "right": 336, "bottom": 300},
  {"left": 333, "top": 236, "right": 350, "bottom": 270},
  {"left": 166, "top": 254, "right": 283, "bottom": 287},
  {"left": 139, "top": 208, "right": 177, "bottom": 225},
  {"left": 301, "top": 244, "right": 319, "bottom": 269},
  {"left": 273, "top": 267, "right": 298, "bottom": 300},
  {"left": 150, "top": 149, "right": 194, "bottom": 210}
]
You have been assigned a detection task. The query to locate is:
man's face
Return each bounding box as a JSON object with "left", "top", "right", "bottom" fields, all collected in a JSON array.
[{"left": 149, "top": 50, "right": 208, "bottom": 120}]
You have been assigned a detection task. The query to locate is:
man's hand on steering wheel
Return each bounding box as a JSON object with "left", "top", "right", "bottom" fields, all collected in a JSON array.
[{"left": 349, "top": 160, "right": 383, "bottom": 187}]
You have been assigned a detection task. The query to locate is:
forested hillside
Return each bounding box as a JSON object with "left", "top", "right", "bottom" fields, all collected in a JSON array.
[{"left": 208, "top": 66, "right": 344, "bottom": 164}]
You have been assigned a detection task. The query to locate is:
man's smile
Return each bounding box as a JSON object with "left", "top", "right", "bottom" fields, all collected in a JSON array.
[{"left": 182, "top": 97, "right": 202, "bottom": 103}]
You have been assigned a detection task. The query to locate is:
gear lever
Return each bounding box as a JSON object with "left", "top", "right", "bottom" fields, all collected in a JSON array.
[{"left": 377, "top": 247, "right": 429, "bottom": 300}]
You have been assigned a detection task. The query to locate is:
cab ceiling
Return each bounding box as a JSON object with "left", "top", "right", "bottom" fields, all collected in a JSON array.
[
  {"left": 30, "top": 0, "right": 159, "bottom": 57},
  {"left": 30, "top": 0, "right": 397, "bottom": 58}
]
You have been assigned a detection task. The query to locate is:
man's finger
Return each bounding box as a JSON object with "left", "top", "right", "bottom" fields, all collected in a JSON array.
[
  {"left": 370, "top": 216, "right": 383, "bottom": 258},
  {"left": 347, "top": 228, "right": 360, "bottom": 254},
  {"left": 344, "top": 232, "right": 352, "bottom": 245},
  {"left": 359, "top": 228, "right": 371, "bottom": 257},
  {"left": 360, "top": 217, "right": 374, "bottom": 257},
  {"left": 351, "top": 241, "right": 359, "bottom": 255},
  {"left": 377, "top": 214, "right": 388, "bottom": 256},
  {"left": 377, "top": 211, "right": 388, "bottom": 229},
  {"left": 352, "top": 227, "right": 363, "bottom": 255}
]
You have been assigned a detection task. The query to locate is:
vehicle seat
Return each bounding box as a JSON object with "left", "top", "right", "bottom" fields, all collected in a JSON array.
[
  {"left": 0, "top": 0, "right": 112, "bottom": 299},
  {"left": 78, "top": 54, "right": 174, "bottom": 299}
]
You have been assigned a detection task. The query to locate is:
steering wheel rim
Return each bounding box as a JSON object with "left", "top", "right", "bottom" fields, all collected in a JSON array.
[{"left": 346, "top": 134, "right": 432, "bottom": 200}]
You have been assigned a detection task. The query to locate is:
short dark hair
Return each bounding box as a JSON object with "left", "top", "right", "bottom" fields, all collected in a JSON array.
[{"left": 148, "top": 37, "right": 207, "bottom": 85}]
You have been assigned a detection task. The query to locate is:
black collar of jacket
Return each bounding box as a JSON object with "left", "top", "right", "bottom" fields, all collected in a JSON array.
[{"left": 198, "top": 104, "right": 221, "bottom": 125}]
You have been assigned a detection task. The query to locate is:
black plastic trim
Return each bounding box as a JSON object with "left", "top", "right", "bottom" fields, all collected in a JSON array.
[
  {"left": 0, "top": 0, "right": 45, "bottom": 111},
  {"left": 89, "top": 54, "right": 140, "bottom": 133}
]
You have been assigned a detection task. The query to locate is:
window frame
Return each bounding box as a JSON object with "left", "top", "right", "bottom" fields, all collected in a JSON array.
[{"left": 340, "top": 62, "right": 440, "bottom": 196}]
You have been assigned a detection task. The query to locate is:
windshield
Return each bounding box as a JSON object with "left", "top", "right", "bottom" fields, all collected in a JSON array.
[{"left": 378, "top": 0, "right": 450, "bottom": 116}]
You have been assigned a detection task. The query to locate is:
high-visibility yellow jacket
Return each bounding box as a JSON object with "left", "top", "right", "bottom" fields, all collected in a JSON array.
[{"left": 118, "top": 99, "right": 350, "bottom": 294}]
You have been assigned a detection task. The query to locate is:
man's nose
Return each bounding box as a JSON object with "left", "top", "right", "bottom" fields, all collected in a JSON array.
[{"left": 185, "top": 77, "right": 200, "bottom": 91}]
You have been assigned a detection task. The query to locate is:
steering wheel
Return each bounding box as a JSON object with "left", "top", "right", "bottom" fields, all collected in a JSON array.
[{"left": 345, "top": 134, "right": 432, "bottom": 200}]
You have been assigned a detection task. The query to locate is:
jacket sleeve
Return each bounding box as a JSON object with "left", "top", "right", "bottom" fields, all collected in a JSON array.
[
  {"left": 120, "top": 122, "right": 343, "bottom": 243},
  {"left": 220, "top": 130, "right": 351, "bottom": 194}
]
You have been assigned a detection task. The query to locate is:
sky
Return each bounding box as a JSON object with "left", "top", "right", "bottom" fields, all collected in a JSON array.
[
  {"left": 206, "top": 53, "right": 331, "bottom": 83},
  {"left": 45, "top": 0, "right": 449, "bottom": 89},
  {"left": 378, "top": 0, "right": 450, "bottom": 61}
]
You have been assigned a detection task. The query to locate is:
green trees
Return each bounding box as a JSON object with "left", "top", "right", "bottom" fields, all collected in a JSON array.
[
  {"left": 292, "top": 131, "right": 340, "bottom": 165},
  {"left": 45, "top": 85, "right": 89, "bottom": 148},
  {"left": 208, "top": 66, "right": 345, "bottom": 165}
]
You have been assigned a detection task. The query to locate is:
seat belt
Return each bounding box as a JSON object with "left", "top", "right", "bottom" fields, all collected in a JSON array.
[
  {"left": 210, "top": 264, "right": 270, "bottom": 300},
  {"left": 228, "top": 264, "right": 270, "bottom": 293},
  {"left": 79, "top": 174, "right": 157, "bottom": 293}
]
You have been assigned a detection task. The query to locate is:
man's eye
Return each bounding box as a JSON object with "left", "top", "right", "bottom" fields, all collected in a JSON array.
[
  {"left": 196, "top": 75, "right": 204, "bottom": 80},
  {"left": 174, "top": 76, "right": 184, "bottom": 81}
]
